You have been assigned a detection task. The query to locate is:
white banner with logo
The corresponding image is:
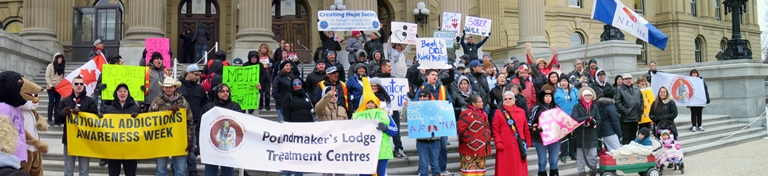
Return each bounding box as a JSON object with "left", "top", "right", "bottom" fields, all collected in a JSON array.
[
  {"left": 200, "top": 107, "right": 382, "bottom": 174},
  {"left": 650, "top": 72, "right": 707, "bottom": 107},
  {"left": 317, "top": 10, "right": 381, "bottom": 31}
]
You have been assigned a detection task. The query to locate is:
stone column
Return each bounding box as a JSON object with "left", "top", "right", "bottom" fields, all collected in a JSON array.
[
  {"left": 20, "top": 0, "right": 63, "bottom": 52},
  {"left": 119, "top": 0, "right": 166, "bottom": 65},
  {"left": 513, "top": 0, "right": 549, "bottom": 54},
  {"left": 441, "top": 0, "right": 469, "bottom": 59},
  {"left": 233, "top": 0, "right": 277, "bottom": 61},
  {"left": 478, "top": 0, "right": 502, "bottom": 48}
]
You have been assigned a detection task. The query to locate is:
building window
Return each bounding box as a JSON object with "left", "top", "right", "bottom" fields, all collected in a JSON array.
[
  {"left": 637, "top": 39, "right": 648, "bottom": 65},
  {"left": 720, "top": 39, "right": 727, "bottom": 52},
  {"left": 570, "top": 32, "right": 584, "bottom": 46},
  {"left": 714, "top": 0, "right": 721, "bottom": 20},
  {"left": 569, "top": 0, "right": 582, "bottom": 8},
  {"left": 695, "top": 37, "right": 703, "bottom": 62},
  {"left": 4, "top": 21, "right": 22, "bottom": 34},
  {"left": 691, "top": 0, "right": 697, "bottom": 17},
  {"left": 634, "top": 0, "right": 645, "bottom": 15},
  {"left": 181, "top": 1, "right": 217, "bottom": 15}
]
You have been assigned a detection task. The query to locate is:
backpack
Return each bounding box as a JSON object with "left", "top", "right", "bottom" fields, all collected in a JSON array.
[{"left": 201, "top": 73, "right": 221, "bottom": 92}]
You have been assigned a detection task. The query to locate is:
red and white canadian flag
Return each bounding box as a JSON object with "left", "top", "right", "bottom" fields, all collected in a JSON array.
[{"left": 55, "top": 53, "right": 108, "bottom": 98}]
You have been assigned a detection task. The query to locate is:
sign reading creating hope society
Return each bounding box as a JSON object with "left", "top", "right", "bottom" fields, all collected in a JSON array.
[
  {"left": 200, "top": 107, "right": 382, "bottom": 174},
  {"left": 101, "top": 65, "right": 145, "bottom": 101},
  {"left": 390, "top": 22, "right": 418, "bottom": 44},
  {"left": 379, "top": 78, "right": 409, "bottom": 110},
  {"left": 538, "top": 108, "right": 583, "bottom": 145},
  {"left": 405, "top": 101, "right": 457, "bottom": 138},
  {"left": 464, "top": 16, "right": 492, "bottom": 36},
  {"left": 416, "top": 38, "right": 451, "bottom": 69},
  {"left": 66, "top": 110, "right": 188, "bottom": 159},
  {"left": 650, "top": 72, "right": 707, "bottom": 107},
  {"left": 223, "top": 65, "right": 260, "bottom": 110},
  {"left": 317, "top": 10, "right": 381, "bottom": 31}
]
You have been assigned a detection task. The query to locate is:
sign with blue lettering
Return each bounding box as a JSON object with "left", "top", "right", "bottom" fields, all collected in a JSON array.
[
  {"left": 405, "top": 101, "right": 457, "bottom": 138},
  {"left": 464, "top": 16, "right": 492, "bottom": 36},
  {"left": 317, "top": 10, "right": 381, "bottom": 31},
  {"left": 416, "top": 38, "right": 451, "bottom": 69},
  {"left": 379, "top": 78, "right": 409, "bottom": 110},
  {"left": 433, "top": 30, "right": 456, "bottom": 48}
]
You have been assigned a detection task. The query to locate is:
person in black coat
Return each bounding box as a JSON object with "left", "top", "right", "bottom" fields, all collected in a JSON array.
[
  {"left": 272, "top": 61, "right": 295, "bottom": 123},
  {"left": 323, "top": 51, "right": 346, "bottom": 80},
  {"left": 319, "top": 31, "right": 342, "bottom": 59},
  {"left": 571, "top": 87, "right": 601, "bottom": 176},
  {"left": 305, "top": 60, "right": 327, "bottom": 101},
  {"left": 650, "top": 86, "right": 678, "bottom": 140},
  {"left": 244, "top": 50, "right": 270, "bottom": 111},
  {"left": 508, "top": 84, "right": 529, "bottom": 117},
  {"left": 179, "top": 29, "right": 196, "bottom": 63},
  {"left": 459, "top": 30, "right": 490, "bottom": 61},
  {"left": 363, "top": 28, "right": 387, "bottom": 60},
  {"left": 103, "top": 83, "right": 141, "bottom": 176},
  {"left": 283, "top": 77, "right": 314, "bottom": 123},
  {"left": 54, "top": 76, "right": 98, "bottom": 174},
  {"left": 200, "top": 83, "right": 242, "bottom": 176},
  {"left": 466, "top": 60, "right": 490, "bottom": 104}
]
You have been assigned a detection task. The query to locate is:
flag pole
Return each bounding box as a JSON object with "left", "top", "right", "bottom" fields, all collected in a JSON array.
[{"left": 583, "top": 19, "right": 594, "bottom": 63}]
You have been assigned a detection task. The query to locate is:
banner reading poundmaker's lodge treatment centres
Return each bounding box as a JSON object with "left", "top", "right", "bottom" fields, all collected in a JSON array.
[{"left": 200, "top": 107, "right": 382, "bottom": 174}]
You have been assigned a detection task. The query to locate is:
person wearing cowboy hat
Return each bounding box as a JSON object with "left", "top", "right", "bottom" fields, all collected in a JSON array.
[
  {"left": 87, "top": 39, "right": 112, "bottom": 61},
  {"left": 147, "top": 77, "right": 195, "bottom": 176}
]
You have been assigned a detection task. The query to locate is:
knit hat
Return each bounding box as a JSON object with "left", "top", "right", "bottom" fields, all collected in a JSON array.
[
  {"left": 588, "top": 59, "right": 597, "bottom": 65},
  {"left": 351, "top": 31, "right": 361, "bottom": 37},
  {"left": 418, "top": 87, "right": 433, "bottom": 98},
  {"left": 638, "top": 127, "right": 650, "bottom": 137},
  {"left": 558, "top": 75, "right": 570, "bottom": 83},
  {"left": 371, "top": 31, "right": 381, "bottom": 37},
  {"left": 482, "top": 60, "right": 494, "bottom": 70},
  {"left": 150, "top": 52, "right": 163, "bottom": 64},
  {"left": 370, "top": 77, "right": 382, "bottom": 85},
  {"left": 316, "top": 59, "right": 327, "bottom": 66},
  {"left": 279, "top": 61, "right": 292, "bottom": 71},
  {"left": 456, "top": 63, "right": 466, "bottom": 69},
  {"left": 356, "top": 77, "right": 380, "bottom": 112},
  {"left": 581, "top": 88, "right": 594, "bottom": 97},
  {"left": 468, "top": 60, "right": 482, "bottom": 69}
]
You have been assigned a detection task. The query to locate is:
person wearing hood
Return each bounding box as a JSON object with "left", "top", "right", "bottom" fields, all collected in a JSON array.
[
  {"left": 103, "top": 84, "right": 141, "bottom": 176},
  {"left": 282, "top": 78, "right": 314, "bottom": 123},
  {"left": 687, "top": 69, "right": 710, "bottom": 132},
  {"left": 390, "top": 43, "right": 413, "bottom": 78},
  {"left": 528, "top": 90, "right": 561, "bottom": 176},
  {"left": 200, "top": 83, "right": 242, "bottom": 176},
  {"left": 148, "top": 77, "right": 195, "bottom": 176},
  {"left": 571, "top": 87, "right": 601, "bottom": 176},
  {"left": 650, "top": 86, "right": 678, "bottom": 140},
  {"left": 45, "top": 53, "right": 66, "bottom": 126},
  {"left": 348, "top": 50, "right": 370, "bottom": 79},
  {"left": 492, "top": 91, "right": 531, "bottom": 176},
  {"left": 54, "top": 76, "right": 98, "bottom": 176},
  {"left": 324, "top": 51, "right": 346, "bottom": 80},
  {"left": 305, "top": 59, "right": 327, "bottom": 99},
  {"left": 319, "top": 31, "right": 342, "bottom": 57},
  {"left": 452, "top": 75, "right": 474, "bottom": 120},
  {"left": 272, "top": 61, "right": 296, "bottom": 123},
  {"left": 352, "top": 77, "right": 398, "bottom": 176},
  {"left": 510, "top": 64, "right": 537, "bottom": 111},
  {"left": 347, "top": 62, "right": 369, "bottom": 113},
  {"left": 363, "top": 28, "right": 387, "bottom": 60},
  {"left": 460, "top": 30, "right": 490, "bottom": 61},
  {"left": 568, "top": 59, "right": 589, "bottom": 89},
  {"left": 203, "top": 50, "right": 229, "bottom": 78},
  {"left": 346, "top": 31, "right": 367, "bottom": 64},
  {"left": 615, "top": 74, "right": 644, "bottom": 145},
  {"left": 613, "top": 75, "right": 623, "bottom": 88},
  {"left": 143, "top": 52, "right": 171, "bottom": 110},
  {"left": 466, "top": 60, "right": 490, "bottom": 104},
  {"left": 245, "top": 49, "right": 271, "bottom": 111},
  {"left": 0, "top": 114, "right": 32, "bottom": 176},
  {"left": 368, "top": 50, "right": 386, "bottom": 74},
  {"left": 554, "top": 75, "right": 580, "bottom": 164},
  {"left": 88, "top": 39, "right": 112, "bottom": 61},
  {"left": 590, "top": 70, "right": 621, "bottom": 153}
]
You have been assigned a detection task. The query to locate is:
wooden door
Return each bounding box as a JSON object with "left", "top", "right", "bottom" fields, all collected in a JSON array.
[{"left": 177, "top": 19, "right": 218, "bottom": 62}]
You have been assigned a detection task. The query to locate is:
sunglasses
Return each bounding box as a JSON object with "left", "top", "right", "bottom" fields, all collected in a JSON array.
[
  {"left": 418, "top": 94, "right": 429, "bottom": 98},
  {"left": 292, "top": 82, "right": 302, "bottom": 86},
  {"left": 218, "top": 90, "right": 230, "bottom": 93},
  {"left": 504, "top": 98, "right": 514, "bottom": 101},
  {"left": 73, "top": 83, "right": 85, "bottom": 86}
]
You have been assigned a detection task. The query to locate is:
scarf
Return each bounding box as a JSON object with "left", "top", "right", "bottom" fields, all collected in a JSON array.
[{"left": 581, "top": 99, "right": 593, "bottom": 113}]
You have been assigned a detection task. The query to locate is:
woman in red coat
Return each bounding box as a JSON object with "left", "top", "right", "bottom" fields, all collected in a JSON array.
[
  {"left": 493, "top": 91, "right": 532, "bottom": 176},
  {"left": 457, "top": 94, "right": 492, "bottom": 175}
]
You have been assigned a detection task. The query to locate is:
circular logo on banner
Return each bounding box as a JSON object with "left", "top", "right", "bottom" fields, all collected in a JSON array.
[
  {"left": 669, "top": 77, "right": 694, "bottom": 104},
  {"left": 209, "top": 117, "right": 245, "bottom": 152},
  {"left": 319, "top": 21, "right": 329, "bottom": 29},
  {"left": 372, "top": 21, "right": 380, "bottom": 29}
]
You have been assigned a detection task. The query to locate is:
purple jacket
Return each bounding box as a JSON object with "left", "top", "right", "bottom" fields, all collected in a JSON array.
[{"left": 0, "top": 103, "right": 25, "bottom": 162}]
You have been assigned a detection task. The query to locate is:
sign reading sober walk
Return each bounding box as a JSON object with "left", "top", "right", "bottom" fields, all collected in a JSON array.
[
  {"left": 416, "top": 38, "right": 450, "bottom": 69},
  {"left": 66, "top": 110, "right": 188, "bottom": 159},
  {"left": 223, "top": 65, "right": 260, "bottom": 110},
  {"left": 317, "top": 10, "right": 381, "bottom": 31},
  {"left": 101, "top": 65, "right": 145, "bottom": 101},
  {"left": 464, "top": 16, "right": 492, "bottom": 36},
  {"left": 200, "top": 107, "right": 382, "bottom": 174}
]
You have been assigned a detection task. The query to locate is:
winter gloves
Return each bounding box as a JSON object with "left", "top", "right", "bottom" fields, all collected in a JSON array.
[
  {"left": 376, "top": 122, "right": 387, "bottom": 132},
  {"left": 131, "top": 112, "right": 139, "bottom": 118},
  {"left": 169, "top": 105, "right": 180, "bottom": 114}
]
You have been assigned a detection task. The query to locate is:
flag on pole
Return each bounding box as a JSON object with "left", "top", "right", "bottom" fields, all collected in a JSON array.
[
  {"left": 591, "top": 0, "right": 668, "bottom": 50},
  {"left": 56, "top": 53, "right": 108, "bottom": 98}
]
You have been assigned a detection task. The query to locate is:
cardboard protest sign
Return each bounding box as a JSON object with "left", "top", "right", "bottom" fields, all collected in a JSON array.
[
  {"left": 433, "top": 30, "right": 456, "bottom": 48},
  {"left": 100, "top": 65, "right": 146, "bottom": 102},
  {"left": 145, "top": 38, "right": 171, "bottom": 69},
  {"left": 416, "top": 38, "right": 451, "bottom": 69},
  {"left": 317, "top": 10, "right": 381, "bottom": 31},
  {"left": 379, "top": 78, "right": 409, "bottom": 110},
  {"left": 464, "top": 16, "right": 492, "bottom": 36},
  {"left": 390, "top": 22, "right": 418, "bottom": 44},
  {"left": 405, "top": 101, "right": 457, "bottom": 138},
  {"left": 223, "top": 65, "right": 261, "bottom": 110},
  {"left": 200, "top": 107, "right": 382, "bottom": 174},
  {"left": 66, "top": 110, "right": 188, "bottom": 159},
  {"left": 640, "top": 88, "right": 654, "bottom": 124},
  {"left": 538, "top": 108, "right": 583, "bottom": 145},
  {"left": 441, "top": 12, "right": 462, "bottom": 34}
]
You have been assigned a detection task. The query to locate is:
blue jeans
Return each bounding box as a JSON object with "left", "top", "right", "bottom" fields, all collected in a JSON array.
[
  {"left": 276, "top": 109, "right": 284, "bottom": 123},
  {"left": 205, "top": 164, "right": 234, "bottom": 176},
  {"left": 283, "top": 171, "right": 303, "bottom": 176},
  {"left": 156, "top": 156, "right": 187, "bottom": 176},
  {"left": 196, "top": 44, "right": 208, "bottom": 62},
  {"left": 439, "top": 136, "right": 448, "bottom": 171},
  {"left": 392, "top": 111, "right": 403, "bottom": 150},
  {"left": 534, "top": 141, "right": 561, "bottom": 172},
  {"left": 417, "top": 140, "right": 441, "bottom": 176},
  {"left": 360, "top": 160, "right": 389, "bottom": 176},
  {"left": 187, "top": 151, "right": 197, "bottom": 173},
  {"left": 47, "top": 89, "right": 60, "bottom": 121}
]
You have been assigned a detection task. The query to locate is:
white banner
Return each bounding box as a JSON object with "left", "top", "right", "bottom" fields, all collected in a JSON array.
[
  {"left": 464, "top": 16, "right": 492, "bottom": 36},
  {"left": 200, "top": 107, "right": 382, "bottom": 174},
  {"left": 317, "top": 10, "right": 381, "bottom": 31},
  {"left": 416, "top": 38, "right": 451, "bottom": 69},
  {"left": 441, "top": 12, "right": 462, "bottom": 34},
  {"left": 433, "top": 30, "right": 456, "bottom": 48},
  {"left": 650, "top": 72, "right": 707, "bottom": 107},
  {"left": 390, "top": 22, "right": 418, "bottom": 44},
  {"left": 379, "top": 78, "right": 409, "bottom": 110}
]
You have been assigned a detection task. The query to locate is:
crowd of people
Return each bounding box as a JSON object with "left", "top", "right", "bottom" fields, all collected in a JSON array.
[{"left": 36, "top": 28, "right": 711, "bottom": 176}]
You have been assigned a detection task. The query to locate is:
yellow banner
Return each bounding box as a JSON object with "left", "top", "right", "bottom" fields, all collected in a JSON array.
[
  {"left": 65, "top": 109, "right": 188, "bottom": 159},
  {"left": 640, "top": 89, "right": 654, "bottom": 124}
]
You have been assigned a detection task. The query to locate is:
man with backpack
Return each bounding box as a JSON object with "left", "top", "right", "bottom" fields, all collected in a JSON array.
[
  {"left": 142, "top": 52, "right": 170, "bottom": 111},
  {"left": 201, "top": 51, "right": 228, "bottom": 92}
]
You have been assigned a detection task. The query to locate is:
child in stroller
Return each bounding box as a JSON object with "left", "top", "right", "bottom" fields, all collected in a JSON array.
[{"left": 655, "top": 129, "right": 684, "bottom": 172}]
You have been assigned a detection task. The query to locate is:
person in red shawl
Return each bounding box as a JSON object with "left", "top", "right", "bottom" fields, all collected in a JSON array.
[
  {"left": 457, "top": 94, "right": 492, "bottom": 176},
  {"left": 492, "top": 91, "right": 531, "bottom": 176},
  {"left": 526, "top": 43, "right": 559, "bottom": 75}
]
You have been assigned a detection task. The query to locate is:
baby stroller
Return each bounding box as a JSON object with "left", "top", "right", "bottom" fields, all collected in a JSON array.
[{"left": 653, "top": 121, "right": 684, "bottom": 174}]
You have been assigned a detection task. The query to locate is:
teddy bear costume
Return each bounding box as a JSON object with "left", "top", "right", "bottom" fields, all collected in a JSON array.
[
  {"left": 19, "top": 100, "right": 48, "bottom": 176},
  {"left": 0, "top": 71, "right": 44, "bottom": 164}
]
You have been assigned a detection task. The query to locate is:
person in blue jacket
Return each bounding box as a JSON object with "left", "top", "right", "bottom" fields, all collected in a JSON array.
[
  {"left": 347, "top": 63, "right": 369, "bottom": 113},
  {"left": 554, "top": 75, "right": 579, "bottom": 164}
]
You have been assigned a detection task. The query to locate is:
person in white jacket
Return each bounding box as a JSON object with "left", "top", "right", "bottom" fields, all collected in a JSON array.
[{"left": 390, "top": 42, "right": 413, "bottom": 78}]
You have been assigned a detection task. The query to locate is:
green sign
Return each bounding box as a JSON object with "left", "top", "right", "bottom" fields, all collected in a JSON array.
[
  {"left": 352, "top": 109, "right": 394, "bottom": 160},
  {"left": 101, "top": 65, "right": 146, "bottom": 101},
  {"left": 223, "top": 65, "right": 261, "bottom": 110}
]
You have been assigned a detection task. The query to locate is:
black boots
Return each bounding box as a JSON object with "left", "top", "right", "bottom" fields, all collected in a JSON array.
[
  {"left": 538, "top": 171, "right": 547, "bottom": 176},
  {"left": 549, "top": 169, "right": 559, "bottom": 176}
]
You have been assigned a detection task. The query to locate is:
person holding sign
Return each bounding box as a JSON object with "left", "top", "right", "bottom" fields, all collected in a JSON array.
[
  {"left": 103, "top": 83, "right": 141, "bottom": 176},
  {"left": 459, "top": 30, "right": 489, "bottom": 61},
  {"left": 351, "top": 76, "right": 398, "bottom": 176},
  {"left": 528, "top": 90, "right": 562, "bottom": 176},
  {"left": 571, "top": 87, "right": 601, "bottom": 176},
  {"left": 402, "top": 89, "right": 440, "bottom": 175},
  {"left": 54, "top": 76, "right": 98, "bottom": 176},
  {"left": 687, "top": 69, "right": 710, "bottom": 132},
  {"left": 390, "top": 43, "right": 414, "bottom": 78},
  {"left": 319, "top": 31, "right": 342, "bottom": 60},
  {"left": 200, "top": 83, "right": 242, "bottom": 176},
  {"left": 413, "top": 69, "right": 451, "bottom": 174},
  {"left": 457, "top": 94, "right": 492, "bottom": 176},
  {"left": 492, "top": 91, "right": 531, "bottom": 176},
  {"left": 148, "top": 77, "right": 195, "bottom": 176},
  {"left": 363, "top": 28, "right": 387, "bottom": 61}
]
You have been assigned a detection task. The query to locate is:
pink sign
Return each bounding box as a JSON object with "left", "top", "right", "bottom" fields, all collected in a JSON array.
[
  {"left": 145, "top": 38, "right": 172, "bottom": 69},
  {"left": 539, "top": 108, "right": 584, "bottom": 145}
]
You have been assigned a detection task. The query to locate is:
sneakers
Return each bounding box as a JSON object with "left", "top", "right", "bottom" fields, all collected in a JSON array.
[
  {"left": 393, "top": 149, "right": 408, "bottom": 158},
  {"left": 188, "top": 171, "right": 201, "bottom": 176},
  {"left": 440, "top": 170, "right": 452, "bottom": 175},
  {"left": 99, "top": 159, "right": 108, "bottom": 167},
  {"left": 690, "top": 126, "right": 697, "bottom": 132},
  {"left": 697, "top": 126, "right": 704, "bottom": 131}
]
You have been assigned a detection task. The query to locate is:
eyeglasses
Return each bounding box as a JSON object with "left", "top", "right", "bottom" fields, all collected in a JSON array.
[
  {"left": 218, "top": 90, "right": 230, "bottom": 93},
  {"left": 504, "top": 98, "right": 514, "bottom": 101},
  {"left": 73, "top": 83, "right": 85, "bottom": 86}
]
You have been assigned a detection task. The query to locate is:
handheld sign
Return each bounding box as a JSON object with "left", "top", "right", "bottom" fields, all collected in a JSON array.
[
  {"left": 406, "top": 101, "right": 457, "bottom": 138},
  {"left": 317, "top": 10, "right": 381, "bottom": 31},
  {"left": 464, "top": 16, "right": 492, "bottom": 36},
  {"left": 390, "top": 22, "right": 418, "bottom": 45},
  {"left": 433, "top": 30, "right": 456, "bottom": 48},
  {"left": 223, "top": 65, "right": 261, "bottom": 110},
  {"left": 101, "top": 65, "right": 146, "bottom": 102},
  {"left": 379, "top": 78, "right": 409, "bottom": 110},
  {"left": 416, "top": 38, "right": 451, "bottom": 69},
  {"left": 441, "top": 12, "right": 462, "bottom": 35},
  {"left": 145, "top": 38, "right": 171, "bottom": 68},
  {"left": 538, "top": 108, "right": 583, "bottom": 145}
]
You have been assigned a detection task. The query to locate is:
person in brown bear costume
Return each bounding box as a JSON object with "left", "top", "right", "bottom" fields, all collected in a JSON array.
[{"left": 0, "top": 114, "right": 31, "bottom": 176}]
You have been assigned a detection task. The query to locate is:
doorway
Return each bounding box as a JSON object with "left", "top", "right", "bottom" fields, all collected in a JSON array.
[{"left": 178, "top": 0, "right": 219, "bottom": 63}]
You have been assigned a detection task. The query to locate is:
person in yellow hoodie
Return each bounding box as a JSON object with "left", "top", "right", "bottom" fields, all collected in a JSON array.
[{"left": 351, "top": 76, "right": 398, "bottom": 176}]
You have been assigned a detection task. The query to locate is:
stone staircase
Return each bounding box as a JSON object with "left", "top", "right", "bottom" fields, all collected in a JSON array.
[{"left": 30, "top": 62, "right": 766, "bottom": 176}]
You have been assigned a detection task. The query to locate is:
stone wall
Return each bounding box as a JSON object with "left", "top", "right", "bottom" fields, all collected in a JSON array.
[{"left": 0, "top": 29, "right": 58, "bottom": 78}]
